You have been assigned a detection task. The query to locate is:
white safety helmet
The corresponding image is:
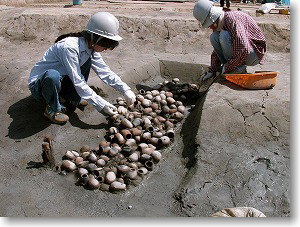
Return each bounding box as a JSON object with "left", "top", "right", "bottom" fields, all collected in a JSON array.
[
  {"left": 86, "top": 12, "right": 122, "bottom": 41},
  {"left": 193, "top": 0, "right": 223, "bottom": 28}
]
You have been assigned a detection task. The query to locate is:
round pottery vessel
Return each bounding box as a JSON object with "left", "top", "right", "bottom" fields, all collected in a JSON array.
[
  {"left": 65, "top": 150, "right": 76, "bottom": 160},
  {"left": 77, "top": 167, "right": 89, "bottom": 176},
  {"left": 87, "top": 177, "right": 100, "bottom": 190},
  {"left": 61, "top": 160, "right": 77, "bottom": 172},
  {"left": 137, "top": 167, "right": 148, "bottom": 176},
  {"left": 145, "top": 160, "right": 154, "bottom": 171},
  {"left": 128, "top": 152, "right": 139, "bottom": 162},
  {"left": 80, "top": 145, "right": 91, "bottom": 153},
  {"left": 126, "top": 168, "right": 138, "bottom": 180},
  {"left": 110, "top": 181, "right": 126, "bottom": 191},
  {"left": 75, "top": 157, "right": 84, "bottom": 165},
  {"left": 105, "top": 171, "right": 116, "bottom": 184},
  {"left": 151, "top": 150, "right": 162, "bottom": 163},
  {"left": 99, "top": 183, "right": 110, "bottom": 191}
]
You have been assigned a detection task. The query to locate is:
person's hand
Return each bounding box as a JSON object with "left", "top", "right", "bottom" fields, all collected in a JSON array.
[
  {"left": 124, "top": 90, "right": 136, "bottom": 106},
  {"left": 101, "top": 103, "right": 118, "bottom": 116},
  {"left": 200, "top": 72, "right": 214, "bottom": 81}
]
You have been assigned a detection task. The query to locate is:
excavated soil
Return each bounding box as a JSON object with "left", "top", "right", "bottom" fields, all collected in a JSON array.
[{"left": 0, "top": 0, "right": 290, "bottom": 217}]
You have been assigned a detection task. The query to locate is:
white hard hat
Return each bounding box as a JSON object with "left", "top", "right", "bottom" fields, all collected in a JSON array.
[
  {"left": 86, "top": 12, "right": 122, "bottom": 41},
  {"left": 193, "top": 0, "right": 223, "bottom": 28}
]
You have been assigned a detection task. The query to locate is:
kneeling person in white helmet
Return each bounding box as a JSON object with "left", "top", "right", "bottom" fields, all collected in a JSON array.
[
  {"left": 28, "top": 12, "right": 136, "bottom": 124},
  {"left": 193, "top": 0, "right": 266, "bottom": 81}
]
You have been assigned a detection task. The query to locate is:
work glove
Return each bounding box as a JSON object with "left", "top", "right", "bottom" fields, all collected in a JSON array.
[
  {"left": 199, "top": 71, "right": 214, "bottom": 81},
  {"left": 101, "top": 102, "right": 118, "bottom": 116},
  {"left": 124, "top": 89, "right": 136, "bottom": 106}
]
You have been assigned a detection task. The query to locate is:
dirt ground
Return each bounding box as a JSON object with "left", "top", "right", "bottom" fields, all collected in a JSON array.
[{"left": 0, "top": 0, "right": 290, "bottom": 217}]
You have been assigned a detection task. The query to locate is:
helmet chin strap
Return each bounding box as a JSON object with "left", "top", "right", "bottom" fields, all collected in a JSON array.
[{"left": 90, "top": 33, "right": 103, "bottom": 57}]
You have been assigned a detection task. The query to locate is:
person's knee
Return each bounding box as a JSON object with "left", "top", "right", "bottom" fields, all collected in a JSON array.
[
  {"left": 210, "top": 32, "right": 220, "bottom": 46},
  {"left": 219, "top": 30, "right": 231, "bottom": 46},
  {"left": 44, "top": 69, "right": 61, "bottom": 86}
]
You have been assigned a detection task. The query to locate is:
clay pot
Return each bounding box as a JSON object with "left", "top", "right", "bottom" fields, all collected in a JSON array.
[
  {"left": 145, "top": 94, "right": 153, "bottom": 100},
  {"left": 154, "top": 95, "right": 162, "bottom": 103},
  {"left": 140, "top": 154, "right": 151, "bottom": 163},
  {"left": 117, "top": 165, "right": 130, "bottom": 174},
  {"left": 122, "top": 146, "right": 133, "bottom": 157},
  {"left": 158, "top": 136, "right": 171, "bottom": 146},
  {"left": 65, "top": 151, "right": 76, "bottom": 160},
  {"left": 126, "top": 168, "right": 138, "bottom": 180},
  {"left": 99, "top": 155, "right": 110, "bottom": 162},
  {"left": 81, "top": 151, "right": 90, "bottom": 160},
  {"left": 87, "top": 152, "right": 97, "bottom": 163},
  {"left": 87, "top": 176, "right": 100, "bottom": 190},
  {"left": 152, "top": 131, "right": 163, "bottom": 138},
  {"left": 142, "top": 132, "right": 151, "bottom": 141},
  {"left": 93, "top": 169, "right": 105, "bottom": 178},
  {"left": 157, "top": 116, "right": 166, "bottom": 123},
  {"left": 125, "top": 138, "right": 136, "bottom": 147},
  {"left": 136, "top": 94, "right": 144, "bottom": 102},
  {"left": 121, "top": 118, "right": 133, "bottom": 128},
  {"left": 132, "top": 118, "right": 142, "bottom": 127},
  {"left": 110, "top": 181, "right": 126, "bottom": 191},
  {"left": 77, "top": 160, "right": 89, "bottom": 168},
  {"left": 131, "top": 128, "right": 142, "bottom": 136},
  {"left": 172, "top": 78, "right": 180, "bottom": 84},
  {"left": 97, "top": 176, "right": 105, "bottom": 183},
  {"left": 166, "top": 129, "right": 175, "bottom": 138},
  {"left": 99, "top": 183, "right": 110, "bottom": 191},
  {"left": 145, "top": 160, "right": 154, "bottom": 171},
  {"left": 141, "top": 99, "right": 151, "bottom": 107},
  {"left": 165, "top": 120, "right": 174, "bottom": 129},
  {"left": 99, "top": 146, "right": 110, "bottom": 154},
  {"left": 137, "top": 143, "right": 148, "bottom": 151},
  {"left": 143, "top": 116, "right": 151, "bottom": 126},
  {"left": 108, "top": 146, "right": 119, "bottom": 157},
  {"left": 115, "top": 133, "right": 125, "bottom": 145},
  {"left": 108, "top": 127, "right": 118, "bottom": 135},
  {"left": 139, "top": 89, "right": 146, "bottom": 95},
  {"left": 160, "top": 93, "right": 166, "bottom": 100},
  {"left": 77, "top": 173, "right": 89, "bottom": 186},
  {"left": 127, "top": 162, "right": 138, "bottom": 169},
  {"left": 75, "top": 156, "right": 84, "bottom": 165},
  {"left": 118, "top": 106, "right": 128, "bottom": 115},
  {"left": 177, "top": 105, "right": 185, "bottom": 114},
  {"left": 116, "top": 178, "right": 124, "bottom": 184},
  {"left": 77, "top": 167, "right": 88, "bottom": 176},
  {"left": 96, "top": 158, "right": 106, "bottom": 167},
  {"left": 151, "top": 90, "right": 160, "bottom": 96},
  {"left": 137, "top": 167, "right": 148, "bottom": 176},
  {"left": 105, "top": 171, "right": 116, "bottom": 184},
  {"left": 172, "top": 112, "right": 184, "bottom": 121},
  {"left": 151, "top": 150, "right": 162, "bottom": 163},
  {"left": 143, "top": 107, "right": 153, "bottom": 115},
  {"left": 149, "top": 137, "right": 159, "bottom": 145},
  {"left": 142, "top": 147, "right": 154, "bottom": 155},
  {"left": 128, "top": 152, "right": 139, "bottom": 162},
  {"left": 61, "top": 160, "right": 77, "bottom": 172},
  {"left": 161, "top": 106, "right": 170, "bottom": 114},
  {"left": 120, "top": 129, "right": 132, "bottom": 139},
  {"left": 148, "top": 144, "right": 156, "bottom": 150},
  {"left": 86, "top": 163, "right": 98, "bottom": 172},
  {"left": 80, "top": 145, "right": 91, "bottom": 154},
  {"left": 135, "top": 135, "right": 141, "bottom": 143},
  {"left": 165, "top": 91, "right": 173, "bottom": 97},
  {"left": 175, "top": 101, "right": 183, "bottom": 106}
]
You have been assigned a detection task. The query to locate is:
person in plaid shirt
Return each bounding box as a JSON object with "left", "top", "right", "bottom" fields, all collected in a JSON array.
[{"left": 193, "top": 0, "right": 266, "bottom": 81}]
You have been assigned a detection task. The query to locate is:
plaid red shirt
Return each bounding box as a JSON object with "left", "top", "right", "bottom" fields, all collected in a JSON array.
[{"left": 209, "top": 11, "right": 266, "bottom": 73}]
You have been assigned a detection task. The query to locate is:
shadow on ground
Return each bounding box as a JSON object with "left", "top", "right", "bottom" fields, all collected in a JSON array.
[{"left": 7, "top": 96, "right": 50, "bottom": 140}]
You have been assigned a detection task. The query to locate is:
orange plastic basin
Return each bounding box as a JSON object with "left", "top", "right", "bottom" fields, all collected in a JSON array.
[{"left": 224, "top": 71, "right": 278, "bottom": 90}]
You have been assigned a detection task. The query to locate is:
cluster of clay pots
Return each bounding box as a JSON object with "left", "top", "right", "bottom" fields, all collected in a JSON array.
[{"left": 59, "top": 78, "right": 199, "bottom": 193}]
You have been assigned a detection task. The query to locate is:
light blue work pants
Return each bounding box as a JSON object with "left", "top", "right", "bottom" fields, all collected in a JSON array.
[
  {"left": 29, "top": 58, "right": 91, "bottom": 112},
  {"left": 210, "top": 30, "right": 260, "bottom": 71}
]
